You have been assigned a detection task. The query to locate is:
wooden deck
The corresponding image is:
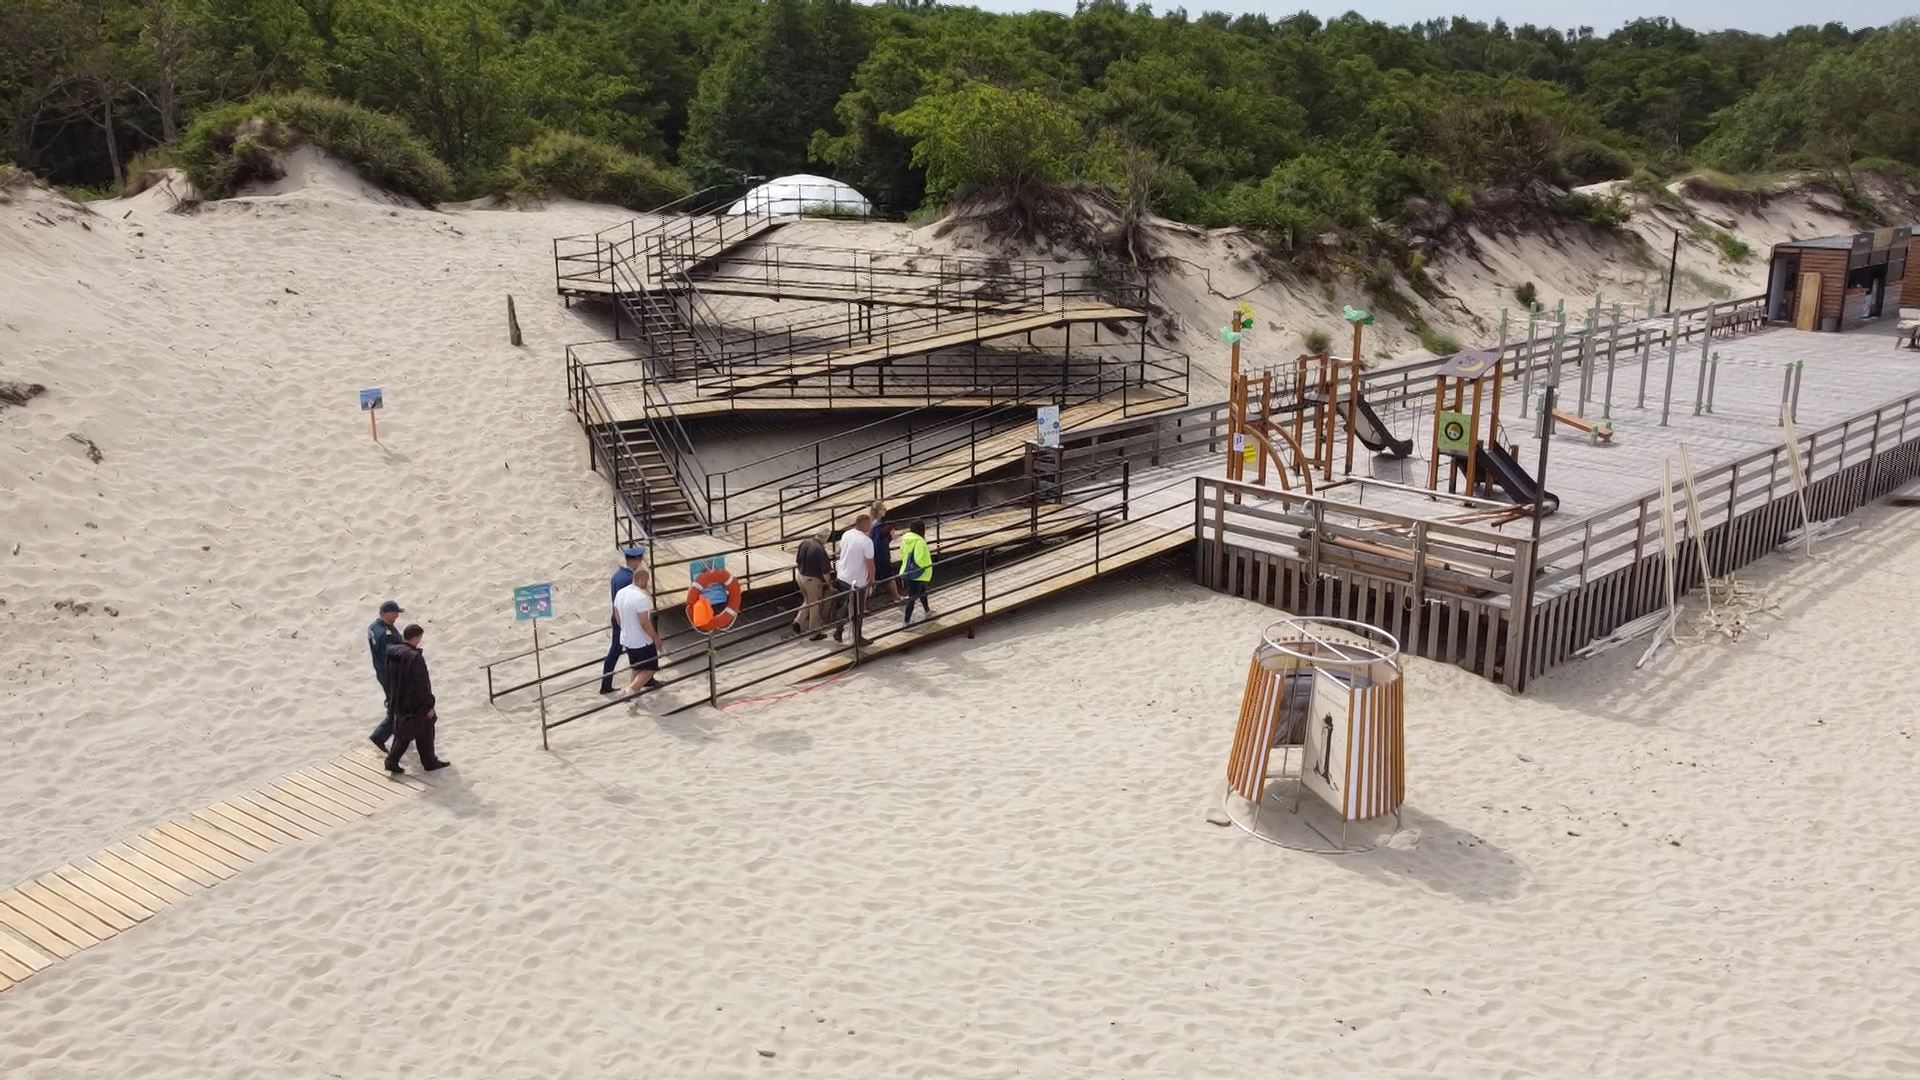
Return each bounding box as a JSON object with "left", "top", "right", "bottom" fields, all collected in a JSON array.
[
  {"left": 0, "top": 748, "right": 432, "bottom": 997},
  {"left": 608, "top": 518, "right": 1194, "bottom": 715},
  {"left": 714, "top": 305, "right": 1144, "bottom": 394}
]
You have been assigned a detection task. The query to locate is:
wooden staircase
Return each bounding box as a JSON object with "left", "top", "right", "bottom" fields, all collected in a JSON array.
[{"left": 597, "top": 421, "right": 703, "bottom": 538}]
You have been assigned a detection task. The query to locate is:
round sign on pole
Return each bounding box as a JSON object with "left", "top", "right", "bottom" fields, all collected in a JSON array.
[{"left": 1436, "top": 410, "right": 1473, "bottom": 455}]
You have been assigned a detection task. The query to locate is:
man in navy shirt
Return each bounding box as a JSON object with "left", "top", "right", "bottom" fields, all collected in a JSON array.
[
  {"left": 599, "top": 546, "right": 648, "bottom": 693},
  {"left": 367, "top": 600, "right": 405, "bottom": 752}
]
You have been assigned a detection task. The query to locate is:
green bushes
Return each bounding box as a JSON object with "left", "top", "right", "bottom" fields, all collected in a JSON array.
[
  {"left": 505, "top": 132, "right": 690, "bottom": 210},
  {"left": 1552, "top": 190, "right": 1631, "bottom": 229},
  {"left": 1687, "top": 221, "right": 1752, "bottom": 263},
  {"left": 1301, "top": 328, "right": 1332, "bottom": 353},
  {"left": 1514, "top": 281, "right": 1539, "bottom": 308},
  {"left": 1418, "top": 328, "right": 1462, "bottom": 355},
  {"left": 176, "top": 92, "right": 453, "bottom": 204}
]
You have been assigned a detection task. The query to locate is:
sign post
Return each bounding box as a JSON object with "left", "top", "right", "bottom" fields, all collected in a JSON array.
[
  {"left": 1034, "top": 404, "right": 1061, "bottom": 450},
  {"left": 359, "top": 387, "right": 384, "bottom": 442},
  {"left": 514, "top": 583, "right": 555, "bottom": 749}
]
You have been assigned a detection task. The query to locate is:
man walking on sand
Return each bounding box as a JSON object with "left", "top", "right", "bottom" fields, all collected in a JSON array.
[
  {"left": 833, "top": 512, "right": 875, "bottom": 647},
  {"left": 367, "top": 600, "right": 405, "bottom": 752},
  {"left": 614, "top": 565, "right": 665, "bottom": 696},
  {"left": 792, "top": 529, "right": 832, "bottom": 640},
  {"left": 899, "top": 519, "right": 934, "bottom": 626},
  {"left": 384, "top": 624, "right": 450, "bottom": 775},
  {"left": 599, "top": 546, "right": 648, "bottom": 694}
]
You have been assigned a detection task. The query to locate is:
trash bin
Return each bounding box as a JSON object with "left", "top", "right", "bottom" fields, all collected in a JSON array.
[{"left": 1820, "top": 316, "right": 1840, "bottom": 332}]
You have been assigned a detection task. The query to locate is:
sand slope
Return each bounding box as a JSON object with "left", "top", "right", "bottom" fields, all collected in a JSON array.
[{"left": 2, "top": 172, "right": 1917, "bottom": 1078}]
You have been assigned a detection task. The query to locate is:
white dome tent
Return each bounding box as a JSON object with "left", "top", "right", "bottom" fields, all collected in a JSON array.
[{"left": 726, "top": 174, "right": 872, "bottom": 218}]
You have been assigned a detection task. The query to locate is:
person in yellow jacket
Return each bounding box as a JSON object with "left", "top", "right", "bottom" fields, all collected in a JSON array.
[{"left": 898, "top": 519, "right": 934, "bottom": 626}]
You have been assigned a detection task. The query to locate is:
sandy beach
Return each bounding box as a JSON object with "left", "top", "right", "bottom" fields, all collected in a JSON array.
[{"left": 3, "top": 172, "right": 1918, "bottom": 1078}]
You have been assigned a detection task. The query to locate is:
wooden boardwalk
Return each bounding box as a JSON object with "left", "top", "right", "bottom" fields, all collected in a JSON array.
[
  {"left": 712, "top": 305, "right": 1144, "bottom": 394},
  {"left": 0, "top": 748, "right": 432, "bottom": 997}
]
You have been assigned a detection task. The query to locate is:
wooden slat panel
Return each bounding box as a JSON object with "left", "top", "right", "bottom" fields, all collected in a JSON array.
[
  {"left": 308, "top": 764, "right": 407, "bottom": 806},
  {"left": 136, "top": 830, "right": 238, "bottom": 883},
  {"left": 0, "top": 899, "right": 80, "bottom": 959},
  {"left": 32, "top": 874, "right": 136, "bottom": 933},
  {"left": 188, "top": 809, "right": 281, "bottom": 857},
  {"left": 229, "top": 791, "right": 335, "bottom": 838},
  {"left": 202, "top": 802, "right": 308, "bottom": 846},
  {"left": 0, "top": 890, "right": 100, "bottom": 951},
  {"left": 261, "top": 782, "right": 361, "bottom": 826},
  {"left": 152, "top": 822, "right": 253, "bottom": 873},
  {"left": 99, "top": 843, "right": 202, "bottom": 897},
  {"left": 283, "top": 771, "right": 383, "bottom": 816},
  {"left": 70, "top": 860, "right": 169, "bottom": 916},
  {"left": 0, "top": 927, "right": 55, "bottom": 973}
]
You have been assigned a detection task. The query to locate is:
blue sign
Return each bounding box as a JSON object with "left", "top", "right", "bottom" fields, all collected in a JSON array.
[
  {"left": 359, "top": 387, "right": 384, "bottom": 411},
  {"left": 513, "top": 582, "right": 553, "bottom": 621},
  {"left": 689, "top": 555, "right": 726, "bottom": 578}
]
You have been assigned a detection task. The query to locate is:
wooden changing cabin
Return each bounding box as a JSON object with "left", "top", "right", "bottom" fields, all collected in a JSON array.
[{"left": 1766, "top": 226, "right": 1910, "bottom": 332}]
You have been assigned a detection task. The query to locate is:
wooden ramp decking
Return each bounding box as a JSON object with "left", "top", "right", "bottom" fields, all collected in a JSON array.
[
  {"left": 726, "top": 394, "right": 1182, "bottom": 544},
  {"left": 0, "top": 748, "right": 432, "bottom": 997},
  {"left": 637, "top": 519, "right": 1193, "bottom": 712},
  {"left": 719, "top": 305, "right": 1145, "bottom": 394},
  {"left": 679, "top": 277, "right": 1038, "bottom": 311}
]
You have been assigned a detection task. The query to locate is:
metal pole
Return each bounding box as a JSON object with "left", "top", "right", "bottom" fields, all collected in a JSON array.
[
  {"left": 1790, "top": 360, "right": 1804, "bottom": 423},
  {"left": 1520, "top": 308, "right": 1538, "bottom": 418},
  {"left": 1779, "top": 364, "right": 1793, "bottom": 425},
  {"left": 1602, "top": 304, "right": 1620, "bottom": 419},
  {"left": 1531, "top": 386, "right": 1557, "bottom": 548},
  {"left": 534, "top": 620, "right": 548, "bottom": 751},
  {"left": 1577, "top": 308, "right": 1594, "bottom": 416},
  {"left": 1660, "top": 315, "right": 1680, "bottom": 427},
  {"left": 1664, "top": 228, "right": 1679, "bottom": 313},
  {"left": 1692, "top": 348, "right": 1709, "bottom": 416},
  {"left": 706, "top": 633, "right": 718, "bottom": 706}
]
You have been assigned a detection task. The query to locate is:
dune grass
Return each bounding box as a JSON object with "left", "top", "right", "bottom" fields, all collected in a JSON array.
[{"left": 176, "top": 92, "right": 453, "bottom": 204}]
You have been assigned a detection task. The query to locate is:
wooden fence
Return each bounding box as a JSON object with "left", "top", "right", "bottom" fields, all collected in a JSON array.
[
  {"left": 1194, "top": 477, "right": 1533, "bottom": 683},
  {"left": 1517, "top": 385, "right": 1920, "bottom": 686},
  {"left": 1196, "top": 382, "right": 1920, "bottom": 690}
]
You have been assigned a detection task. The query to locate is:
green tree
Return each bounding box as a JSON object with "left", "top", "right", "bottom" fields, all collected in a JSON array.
[{"left": 883, "top": 81, "right": 1083, "bottom": 198}]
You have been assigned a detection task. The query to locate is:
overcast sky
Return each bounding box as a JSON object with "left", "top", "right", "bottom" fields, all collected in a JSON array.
[{"left": 962, "top": 1, "right": 1917, "bottom": 36}]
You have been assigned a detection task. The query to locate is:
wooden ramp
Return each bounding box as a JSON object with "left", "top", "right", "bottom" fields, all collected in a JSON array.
[
  {"left": 719, "top": 306, "right": 1145, "bottom": 394},
  {"left": 642, "top": 519, "right": 1192, "bottom": 711},
  {"left": 0, "top": 748, "right": 432, "bottom": 997},
  {"left": 650, "top": 499, "right": 1102, "bottom": 596},
  {"left": 681, "top": 277, "right": 1038, "bottom": 311},
  {"left": 753, "top": 395, "right": 1180, "bottom": 543}
]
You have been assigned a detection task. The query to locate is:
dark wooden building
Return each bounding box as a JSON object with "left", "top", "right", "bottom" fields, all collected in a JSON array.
[{"left": 1766, "top": 226, "right": 1910, "bottom": 331}]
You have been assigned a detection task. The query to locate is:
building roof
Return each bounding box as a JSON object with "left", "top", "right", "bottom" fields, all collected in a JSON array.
[{"left": 1774, "top": 234, "right": 1857, "bottom": 250}]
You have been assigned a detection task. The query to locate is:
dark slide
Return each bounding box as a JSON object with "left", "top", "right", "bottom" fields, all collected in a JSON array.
[
  {"left": 1348, "top": 394, "right": 1414, "bottom": 458},
  {"left": 1475, "top": 441, "right": 1559, "bottom": 514}
]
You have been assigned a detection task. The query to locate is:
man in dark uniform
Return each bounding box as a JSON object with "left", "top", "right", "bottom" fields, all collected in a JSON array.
[
  {"left": 384, "top": 624, "right": 451, "bottom": 775},
  {"left": 367, "top": 600, "right": 405, "bottom": 752},
  {"left": 599, "top": 546, "right": 647, "bottom": 694}
]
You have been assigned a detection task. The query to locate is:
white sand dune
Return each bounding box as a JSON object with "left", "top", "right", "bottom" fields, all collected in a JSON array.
[{"left": 2, "top": 170, "right": 1917, "bottom": 1077}]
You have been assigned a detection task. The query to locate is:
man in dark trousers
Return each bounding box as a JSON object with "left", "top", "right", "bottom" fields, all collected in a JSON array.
[
  {"left": 384, "top": 624, "right": 450, "bottom": 775},
  {"left": 599, "top": 546, "right": 648, "bottom": 694},
  {"left": 367, "top": 600, "right": 405, "bottom": 752}
]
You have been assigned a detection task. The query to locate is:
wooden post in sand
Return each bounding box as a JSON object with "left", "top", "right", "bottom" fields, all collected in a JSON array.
[{"left": 507, "top": 295, "right": 524, "bottom": 347}]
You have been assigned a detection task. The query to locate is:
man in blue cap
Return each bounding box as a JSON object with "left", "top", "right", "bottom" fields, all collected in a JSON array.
[
  {"left": 367, "top": 600, "right": 405, "bottom": 751},
  {"left": 599, "top": 546, "right": 648, "bottom": 694}
]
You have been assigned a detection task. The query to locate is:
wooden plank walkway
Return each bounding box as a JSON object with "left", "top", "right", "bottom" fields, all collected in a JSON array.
[
  {"left": 720, "top": 306, "right": 1144, "bottom": 394},
  {"left": 0, "top": 748, "right": 432, "bottom": 997},
  {"left": 621, "top": 518, "right": 1193, "bottom": 714},
  {"left": 675, "top": 277, "right": 1036, "bottom": 311}
]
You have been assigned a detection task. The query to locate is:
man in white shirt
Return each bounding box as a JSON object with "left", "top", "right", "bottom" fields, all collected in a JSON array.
[
  {"left": 612, "top": 566, "right": 665, "bottom": 695},
  {"left": 833, "top": 512, "right": 876, "bottom": 648}
]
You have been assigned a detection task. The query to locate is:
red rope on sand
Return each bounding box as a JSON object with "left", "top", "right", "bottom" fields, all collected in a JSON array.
[{"left": 720, "top": 671, "right": 851, "bottom": 710}]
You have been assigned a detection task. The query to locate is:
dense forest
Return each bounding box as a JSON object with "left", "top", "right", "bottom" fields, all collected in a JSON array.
[{"left": 4, "top": 1, "right": 1918, "bottom": 245}]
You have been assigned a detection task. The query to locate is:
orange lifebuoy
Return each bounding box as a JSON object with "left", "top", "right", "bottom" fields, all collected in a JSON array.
[{"left": 686, "top": 568, "right": 742, "bottom": 632}]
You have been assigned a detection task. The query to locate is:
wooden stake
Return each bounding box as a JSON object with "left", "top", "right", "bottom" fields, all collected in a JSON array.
[
  {"left": 1466, "top": 376, "right": 1484, "bottom": 498},
  {"left": 369, "top": 409, "right": 379, "bottom": 443},
  {"left": 1426, "top": 375, "right": 1444, "bottom": 490}
]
